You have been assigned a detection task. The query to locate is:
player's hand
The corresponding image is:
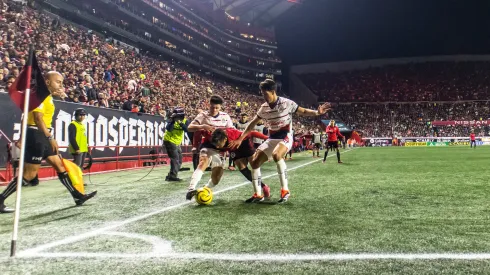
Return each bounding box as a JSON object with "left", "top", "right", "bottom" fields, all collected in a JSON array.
[
  {"left": 75, "top": 150, "right": 81, "bottom": 154},
  {"left": 228, "top": 138, "right": 243, "bottom": 150},
  {"left": 318, "top": 102, "right": 331, "bottom": 115},
  {"left": 50, "top": 139, "right": 59, "bottom": 154},
  {"left": 15, "top": 140, "right": 21, "bottom": 149},
  {"left": 201, "top": 125, "right": 215, "bottom": 132}
]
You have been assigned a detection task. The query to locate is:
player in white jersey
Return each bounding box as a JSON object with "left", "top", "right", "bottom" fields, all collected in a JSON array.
[
  {"left": 230, "top": 79, "right": 331, "bottom": 203},
  {"left": 186, "top": 95, "right": 234, "bottom": 200}
]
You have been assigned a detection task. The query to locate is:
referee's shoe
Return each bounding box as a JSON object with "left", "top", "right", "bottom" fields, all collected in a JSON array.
[{"left": 0, "top": 204, "right": 14, "bottom": 213}]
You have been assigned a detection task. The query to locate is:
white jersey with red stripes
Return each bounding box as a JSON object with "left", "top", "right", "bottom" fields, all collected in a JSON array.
[
  {"left": 257, "top": 97, "right": 298, "bottom": 138},
  {"left": 193, "top": 111, "right": 234, "bottom": 129}
]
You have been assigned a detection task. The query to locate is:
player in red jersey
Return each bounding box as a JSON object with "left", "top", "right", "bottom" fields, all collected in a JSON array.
[
  {"left": 470, "top": 131, "right": 476, "bottom": 149},
  {"left": 194, "top": 128, "right": 271, "bottom": 200},
  {"left": 323, "top": 120, "right": 345, "bottom": 164}
]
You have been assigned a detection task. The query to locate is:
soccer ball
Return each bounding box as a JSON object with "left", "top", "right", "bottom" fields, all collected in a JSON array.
[{"left": 195, "top": 187, "right": 213, "bottom": 205}]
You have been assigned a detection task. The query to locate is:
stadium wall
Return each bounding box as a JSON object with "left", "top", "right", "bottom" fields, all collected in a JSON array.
[{"left": 290, "top": 55, "right": 490, "bottom": 74}]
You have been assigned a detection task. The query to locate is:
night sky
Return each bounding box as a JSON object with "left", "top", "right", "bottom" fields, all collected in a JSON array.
[{"left": 276, "top": 0, "right": 490, "bottom": 67}]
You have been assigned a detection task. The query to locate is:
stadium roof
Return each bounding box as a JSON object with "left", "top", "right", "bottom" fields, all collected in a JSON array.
[{"left": 213, "top": 0, "right": 304, "bottom": 27}]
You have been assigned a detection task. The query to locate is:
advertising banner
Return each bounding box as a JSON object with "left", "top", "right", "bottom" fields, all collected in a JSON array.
[
  {"left": 431, "top": 120, "right": 490, "bottom": 126},
  {"left": 0, "top": 93, "right": 167, "bottom": 167},
  {"left": 427, "top": 142, "right": 449, "bottom": 146},
  {"left": 405, "top": 142, "right": 428, "bottom": 147}
]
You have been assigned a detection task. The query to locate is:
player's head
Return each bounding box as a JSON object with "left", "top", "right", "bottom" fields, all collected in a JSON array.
[
  {"left": 240, "top": 113, "right": 248, "bottom": 122},
  {"left": 46, "top": 71, "right": 64, "bottom": 95},
  {"left": 209, "top": 95, "right": 224, "bottom": 116},
  {"left": 211, "top": 128, "right": 228, "bottom": 149},
  {"left": 329, "top": 120, "right": 335, "bottom": 126},
  {"left": 259, "top": 79, "right": 277, "bottom": 104},
  {"left": 74, "top": 108, "right": 87, "bottom": 122}
]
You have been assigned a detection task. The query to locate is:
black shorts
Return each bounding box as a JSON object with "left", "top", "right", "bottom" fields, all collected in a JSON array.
[
  {"left": 25, "top": 128, "right": 56, "bottom": 164},
  {"left": 327, "top": 141, "right": 338, "bottom": 149},
  {"left": 231, "top": 138, "right": 255, "bottom": 161},
  {"left": 314, "top": 143, "right": 321, "bottom": 149}
]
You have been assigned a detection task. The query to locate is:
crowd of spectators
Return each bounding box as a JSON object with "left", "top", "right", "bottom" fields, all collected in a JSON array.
[
  {"left": 0, "top": 0, "right": 268, "bottom": 121},
  {"left": 300, "top": 62, "right": 490, "bottom": 102},
  {"left": 331, "top": 101, "right": 489, "bottom": 137}
]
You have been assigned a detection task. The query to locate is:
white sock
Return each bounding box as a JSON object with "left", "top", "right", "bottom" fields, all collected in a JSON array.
[
  {"left": 276, "top": 159, "right": 288, "bottom": 191},
  {"left": 205, "top": 179, "right": 217, "bottom": 189},
  {"left": 188, "top": 169, "right": 203, "bottom": 190},
  {"left": 252, "top": 168, "right": 262, "bottom": 196}
]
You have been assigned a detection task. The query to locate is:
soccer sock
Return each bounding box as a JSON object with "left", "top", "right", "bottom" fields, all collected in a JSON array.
[
  {"left": 192, "top": 153, "right": 199, "bottom": 170},
  {"left": 323, "top": 150, "right": 329, "bottom": 161},
  {"left": 205, "top": 179, "right": 217, "bottom": 189},
  {"left": 188, "top": 169, "right": 204, "bottom": 190},
  {"left": 276, "top": 159, "right": 289, "bottom": 191},
  {"left": 337, "top": 151, "right": 341, "bottom": 162},
  {"left": 58, "top": 172, "right": 83, "bottom": 199},
  {"left": 252, "top": 168, "right": 262, "bottom": 196},
  {"left": 240, "top": 167, "right": 266, "bottom": 188},
  {"left": 317, "top": 150, "right": 319, "bottom": 157},
  {"left": 0, "top": 177, "right": 27, "bottom": 203}
]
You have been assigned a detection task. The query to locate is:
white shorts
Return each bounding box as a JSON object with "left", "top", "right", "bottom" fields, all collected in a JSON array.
[
  {"left": 199, "top": 147, "right": 225, "bottom": 168},
  {"left": 257, "top": 133, "right": 293, "bottom": 160}
]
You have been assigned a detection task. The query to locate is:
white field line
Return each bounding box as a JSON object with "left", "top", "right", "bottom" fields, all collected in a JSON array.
[
  {"left": 18, "top": 150, "right": 353, "bottom": 257},
  {"left": 20, "top": 252, "right": 490, "bottom": 261}
]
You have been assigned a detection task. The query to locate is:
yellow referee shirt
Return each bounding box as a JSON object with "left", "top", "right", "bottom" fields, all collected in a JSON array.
[{"left": 27, "top": 95, "right": 55, "bottom": 128}]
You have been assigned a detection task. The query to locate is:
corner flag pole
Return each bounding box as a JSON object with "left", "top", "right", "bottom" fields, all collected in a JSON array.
[{"left": 10, "top": 46, "right": 34, "bottom": 257}]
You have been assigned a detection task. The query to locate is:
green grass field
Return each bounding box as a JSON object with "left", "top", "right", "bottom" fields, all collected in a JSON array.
[{"left": 1, "top": 146, "right": 490, "bottom": 274}]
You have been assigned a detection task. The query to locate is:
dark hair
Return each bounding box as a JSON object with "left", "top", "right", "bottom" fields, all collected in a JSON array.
[
  {"left": 211, "top": 128, "right": 228, "bottom": 146},
  {"left": 259, "top": 79, "right": 276, "bottom": 92},
  {"left": 209, "top": 95, "right": 224, "bottom": 105}
]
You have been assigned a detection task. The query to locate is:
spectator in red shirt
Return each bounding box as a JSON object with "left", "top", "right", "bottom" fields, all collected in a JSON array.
[{"left": 323, "top": 120, "right": 345, "bottom": 164}]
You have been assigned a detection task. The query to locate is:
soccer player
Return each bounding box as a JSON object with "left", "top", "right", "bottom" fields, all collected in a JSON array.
[
  {"left": 230, "top": 79, "right": 331, "bottom": 203},
  {"left": 203, "top": 128, "right": 271, "bottom": 202},
  {"left": 323, "top": 119, "right": 345, "bottom": 164},
  {"left": 312, "top": 129, "right": 322, "bottom": 158},
  {"left": 253, "top": 119, "right": 267, "bottom": 149},
  {"left": 185, "top": 95, "right": 234, "bottom": 200},
  {"left": 0, "top": 71, "right": 96, "bottom": 213},
  {"left": 470, "top": 131, "right": 476, "bottom": 148}
]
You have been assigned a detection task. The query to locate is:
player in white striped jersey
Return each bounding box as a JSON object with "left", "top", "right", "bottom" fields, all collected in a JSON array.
[
  {"left": 186, "top": 95, "right": 234, "bottom": 200},
  {"left": 230, "top": 79, "right": 331, "bottom": 203}
]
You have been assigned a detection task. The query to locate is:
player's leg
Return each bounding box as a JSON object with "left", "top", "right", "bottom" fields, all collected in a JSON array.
[
  {"left": 272, "top": 142, "right": 291, "bottom": 203},
  {"left": 187, "top": 151, "right": 211, "bottom": 200},
  {"left": 236, "top": 155, "right": 271, "bottom": 199},
  {"left": 247, "top": 148, "right": 269, "bottom": 202},
  {"left": 205, "top": 167, "right": 223, "bottom": 189},
  {"left": 45, "top": 155, "right": 97, "bottom": 205},
  {"left": 192, "top": 148, "right": 199, "bottom": 170},
  {"left": 336, "top": 146, "right": 342, "bottom": 163},
  {"left": 323, "top": 143, "right": 330, "bottom": 163},
  {"left": 228, "top": 153, "right": 235, "bottom": 171}
]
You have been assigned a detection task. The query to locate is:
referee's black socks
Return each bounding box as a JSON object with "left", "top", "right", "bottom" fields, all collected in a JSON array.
[
  {"left": 0, "top": 177, "right": 29, "bottom": 203},
  {"left": 240, "top": 167, "right": 266, "bottom": 188},
  {"left": 337, "top": 151, "right": 341, "bottom": 162},
  {"left": 58, "top": 172, "right": 83, "bottom": 199}
]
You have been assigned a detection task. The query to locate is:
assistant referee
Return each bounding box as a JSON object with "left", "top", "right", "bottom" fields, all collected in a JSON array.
[{"left": 0, "top": 71, "right": 96, "bottom": 213}]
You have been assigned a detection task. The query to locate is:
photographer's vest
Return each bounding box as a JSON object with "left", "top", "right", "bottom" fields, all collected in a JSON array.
[
  {"left": 69, "top": 121, "right": 88, "bottom": 154},
  {"left": 164, "top": 118, "right": 187, "bottom": 145}
]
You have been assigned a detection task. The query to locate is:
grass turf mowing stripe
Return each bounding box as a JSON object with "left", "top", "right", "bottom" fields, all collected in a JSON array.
[{"left": 18, "top": 149, "right": 354, "bottom": 257}]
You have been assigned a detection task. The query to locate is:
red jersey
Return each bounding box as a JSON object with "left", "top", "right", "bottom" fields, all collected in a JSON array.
[
  {"left": 326, "top": 125, "right": 344, "bottom": 142},
  {"left": 201, "top": 129, "right": 268, "bottom": 152},
  {"left": 470, "top": 133, "right": 476, "bottom": 141}
]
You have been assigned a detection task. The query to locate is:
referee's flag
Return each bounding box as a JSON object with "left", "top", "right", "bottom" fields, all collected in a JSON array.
[
  {"left": 62, "top": 158, "right": 85, "bottom": 194},
  {"left": 8, "top": 50, "right": 50, "bottom": 111}
]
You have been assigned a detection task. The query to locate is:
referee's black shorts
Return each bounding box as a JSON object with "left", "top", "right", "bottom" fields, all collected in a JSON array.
[
  {"left": 314, "top": 143, "right": 321, "bottom": 149},
  {"left": 25, "top": 127, "right": 56, "bottom": 164}
]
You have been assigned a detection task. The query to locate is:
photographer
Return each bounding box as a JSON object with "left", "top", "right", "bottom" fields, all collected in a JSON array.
[{"left": 163, "top": 107, "right": 189, "bottom": 182}]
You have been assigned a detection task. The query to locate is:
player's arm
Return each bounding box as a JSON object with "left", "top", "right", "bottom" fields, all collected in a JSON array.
[
  {"left": 33, "top": 111, "right": 58, "bottom": 153},
  {"left": 188, "top": 119, "right": 214, "bottom": 132},
  {"left": 229, "top": 115, "right": 261, "bottom": 149},
  {"left": 248, "top": 131, "right": 268, "bottom": 140},
  {"left": 295, "top": 102, "right": 331, "bottom": 117}
]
